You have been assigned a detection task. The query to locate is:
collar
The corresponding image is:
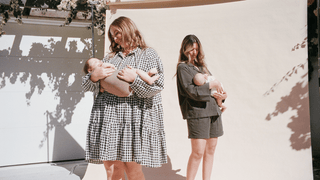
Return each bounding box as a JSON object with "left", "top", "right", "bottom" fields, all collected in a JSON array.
[
  {"left": 116, "top": 47, "right": 141, "bottom": 58},
  {"left": 184, "top": 62, "right": 202, "bottom": 72}
]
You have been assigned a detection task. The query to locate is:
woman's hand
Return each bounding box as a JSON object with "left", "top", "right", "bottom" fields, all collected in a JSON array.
[
  {"left": 117, "top": 65, "right": 137, "bottom": 83},
  {"left": 90, "top": 64, "right": 116, "bottom": 82},
  {"left": 209, "top": 79, "right": 223, "bottom": 93}
]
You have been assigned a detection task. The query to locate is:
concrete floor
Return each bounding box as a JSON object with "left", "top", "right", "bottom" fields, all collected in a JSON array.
[
  {"left": 0, "top": 160, "right": 88, "bottom": 180},
  {"left": 1, "top": 159, "right": 319, "bottom": 180}
]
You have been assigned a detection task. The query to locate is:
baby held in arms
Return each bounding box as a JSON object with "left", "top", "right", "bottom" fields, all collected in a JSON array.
[
  {"left": 84, "top": 58, "right": 159, "bottom": 97},
  {"left": 193, "top": 73, "right": 227, "bottom": 112}
]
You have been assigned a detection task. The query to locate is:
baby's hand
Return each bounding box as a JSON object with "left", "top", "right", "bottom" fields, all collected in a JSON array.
[{"left": 102, "top": 62, "right": 116, "bottom": 69}]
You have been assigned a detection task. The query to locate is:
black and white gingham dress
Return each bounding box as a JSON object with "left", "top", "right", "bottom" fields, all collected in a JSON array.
[{"left": 82, "top": 47, "right": 167, "bottom": 168}]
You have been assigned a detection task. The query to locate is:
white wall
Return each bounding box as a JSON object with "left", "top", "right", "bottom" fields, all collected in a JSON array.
[
  {"left": 0, "top": 22, "right": 104, "bottom": 166},
  {"left": 101, "top": 0, "right": 312, "bottom": 180},
  {"left": 0, "top": 0, "right": 313, "bottom": 180}
]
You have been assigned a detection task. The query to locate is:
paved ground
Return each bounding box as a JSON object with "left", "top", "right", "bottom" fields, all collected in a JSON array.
[
  {"left": 0, "top": 160, "right": 88, "bottom": 180},
  {"left": 0, "top": 158, "right": 319, "bottom": 180}
]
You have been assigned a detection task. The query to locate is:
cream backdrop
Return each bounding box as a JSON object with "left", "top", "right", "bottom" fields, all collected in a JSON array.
[{"left": 83, "top": 0, "right": 312, "bottom": 180}]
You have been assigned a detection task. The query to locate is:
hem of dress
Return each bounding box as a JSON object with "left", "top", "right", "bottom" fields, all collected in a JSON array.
[{"left": 85, "top": 158, "right": 167, "bottom": 168}]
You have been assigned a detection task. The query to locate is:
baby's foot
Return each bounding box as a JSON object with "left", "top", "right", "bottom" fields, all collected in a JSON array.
[
  {"left": 149, "top": 68, "right": 158, "bottom": 75},
  {"left": 220, "top": 106, "right": 227, "bottom": 113}
]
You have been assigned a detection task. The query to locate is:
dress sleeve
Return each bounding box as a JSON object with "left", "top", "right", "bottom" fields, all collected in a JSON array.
[
  {"left": 81, "top": 55, "right": 111, "bottom": 94},
  {"left": 81, "top": 72, "right": 100, "bottom": 94},
  {"left": 130, "top": 48, "right": 164, "bottom": 98},
  {"left": 177, "top": 64, "right": 211, "bottom": 102}
]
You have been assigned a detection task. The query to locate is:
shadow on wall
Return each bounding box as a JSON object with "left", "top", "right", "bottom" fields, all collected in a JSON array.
[
  {"left": 264, "top": 38, "right": 311, "bottom": 151},
  {"left": 265, "top": 78, "right": 310, "bottom": 150},
  {"left": 142, "top": 156, "right": 186, "bottom": 180},
  {"left": 0, "top": 25, "right": 104, "bottom": 163},
  {"left": 264, "top": 38, "right": 310, "bottom": 150}
]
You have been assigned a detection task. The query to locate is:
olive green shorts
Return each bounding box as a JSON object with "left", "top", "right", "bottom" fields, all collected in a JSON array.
[{"left": 187, "top": 116, "right": 223, "bottom": 139}]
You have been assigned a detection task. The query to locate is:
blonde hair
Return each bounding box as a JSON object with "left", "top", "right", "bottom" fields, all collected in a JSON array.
[
  {"left": 108, "top": 16, "right": 147, "bottom": 53},
  {"left": 177, "top": 34, "right": 209, "bottom": 74}
]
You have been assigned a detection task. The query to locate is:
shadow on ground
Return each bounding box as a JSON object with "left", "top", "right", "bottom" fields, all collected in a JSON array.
[
  {"left": 142, "top": 156, "right": 185, "bottom": 180},
  {"left": 56, "top": 160, "right": 88, "bottom": 180}
]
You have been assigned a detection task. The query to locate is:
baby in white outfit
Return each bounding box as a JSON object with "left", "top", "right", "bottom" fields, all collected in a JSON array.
[{"left": 193, "top": 73, "right": 227, "bottom": 112}]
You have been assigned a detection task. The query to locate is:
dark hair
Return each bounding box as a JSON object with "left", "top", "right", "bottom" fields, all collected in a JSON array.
[
  {"left": 108, "top": 16, "right": 147, "bottom": 53},
  {"left": 83, "top": 58, "right": 91, "bottom": 74},
  {"left": 177, "top": 34, "right": 209, "bottom": 74}
]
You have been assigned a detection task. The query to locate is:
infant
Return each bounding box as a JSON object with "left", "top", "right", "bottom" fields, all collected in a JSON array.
[
  {"left": 193, "top": 73, "right": 227, "bottom": 112},
  {"left": 84, "top": 58, "right": 159, "bottom": 97}
]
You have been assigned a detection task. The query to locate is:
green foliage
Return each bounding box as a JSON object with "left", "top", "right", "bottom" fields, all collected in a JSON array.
[
  {"left": 87, "top": 3, "right": 108, "bottom": 36},
  {"left": 0, "top": 0, "right": 109, "bottom": 37},
  {"left": 0, "top": 0, "right": 24, "bottom": 36},
  {"left": 308, "top": 0, "right": 318, "bottom": 58}
]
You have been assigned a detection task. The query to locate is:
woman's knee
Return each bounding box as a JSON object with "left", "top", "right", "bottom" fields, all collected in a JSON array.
[
  {"left": 205, "top": 146, "right": 217, "bottom": 156},
  {"left": 104, "top": 161, "right": 113, "bottom": 171},
  {"left": 103, "top": 161, "right": 125, "bottom": 176},
  {"left": 191, "top": 149, "right": 205, "bottom": 159},
  {"left": 104, "top": 161, "right": 124, "bottom": 168},
  {"left": 190, "top": 138, "right": 207, "bottom": 159},
  {"left": 124, "top": 162, "right": 144, "bottom": 179},
  {"left": 205, "top": 138, "right": 218, "bottom": 155}
]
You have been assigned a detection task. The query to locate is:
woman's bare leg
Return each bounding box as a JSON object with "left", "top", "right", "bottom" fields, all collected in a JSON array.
[
  {"left": 186, "top": 139, "right": 207, "bottom": 180},
  {"left": 124, "top": 162, "right": 145, "bottom": 180},
  {"left": 202, "top": 138, "right": 218, "bottom": 180},
  {"left": 103, "top": 161, "right": 126, "bottom": 180}
]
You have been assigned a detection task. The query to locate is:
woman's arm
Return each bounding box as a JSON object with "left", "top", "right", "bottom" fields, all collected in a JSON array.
[
  {"left": 81, "top": 56, "right": 115, "bottom": 93},
  {"left": 81, "top": 73, "right": 100, "bottom": 93},
  {"left": 127, "top": 48, "right": 164, "bottom": 98},
  {"left": 177, "top": 64, "right": 211, "bottom": 102}
]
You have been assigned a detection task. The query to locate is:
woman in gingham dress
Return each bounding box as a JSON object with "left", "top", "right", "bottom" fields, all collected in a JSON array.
[{"left": 82, "top": 16, "right": 167, "bottom": 180}]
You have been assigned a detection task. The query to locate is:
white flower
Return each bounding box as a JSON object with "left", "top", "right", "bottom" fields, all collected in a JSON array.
[{"left": 57, "top": 0, "right": 78, "bottom": 10}]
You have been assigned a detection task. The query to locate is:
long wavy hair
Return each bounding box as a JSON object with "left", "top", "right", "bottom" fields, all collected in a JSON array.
[
  {"left": 107, "top": 16, "right": 147, "bottom": 54},
  {"left": 177, "top": 34, "right": 209, "bottom": 74}
]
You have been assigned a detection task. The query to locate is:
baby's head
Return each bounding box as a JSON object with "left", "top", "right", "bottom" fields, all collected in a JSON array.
[
  {"left": 83, "top": 58, "right": 102, "bottom": 74},
  {"left": 193, "top": 73, "right": 207, "bottom": 86}
]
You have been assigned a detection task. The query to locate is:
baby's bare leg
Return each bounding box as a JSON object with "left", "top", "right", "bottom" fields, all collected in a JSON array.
[
  {"left": 216, "top": 98, "right": 223, "bottom": 107},
  {"left": 136, "top": 69, "right": 159, "bottom": 85},
  {"left": 216, "top": 98, "right": 227, "bottom": 112},
  {"left": 148, "top": 68, "right": 158, "bottom": 76},
  {"left": 213, "top": 92, "right": 227, "bottom": 113},
  {"left": 220, "top": 104, "right": 227, "bottom": 112}
]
